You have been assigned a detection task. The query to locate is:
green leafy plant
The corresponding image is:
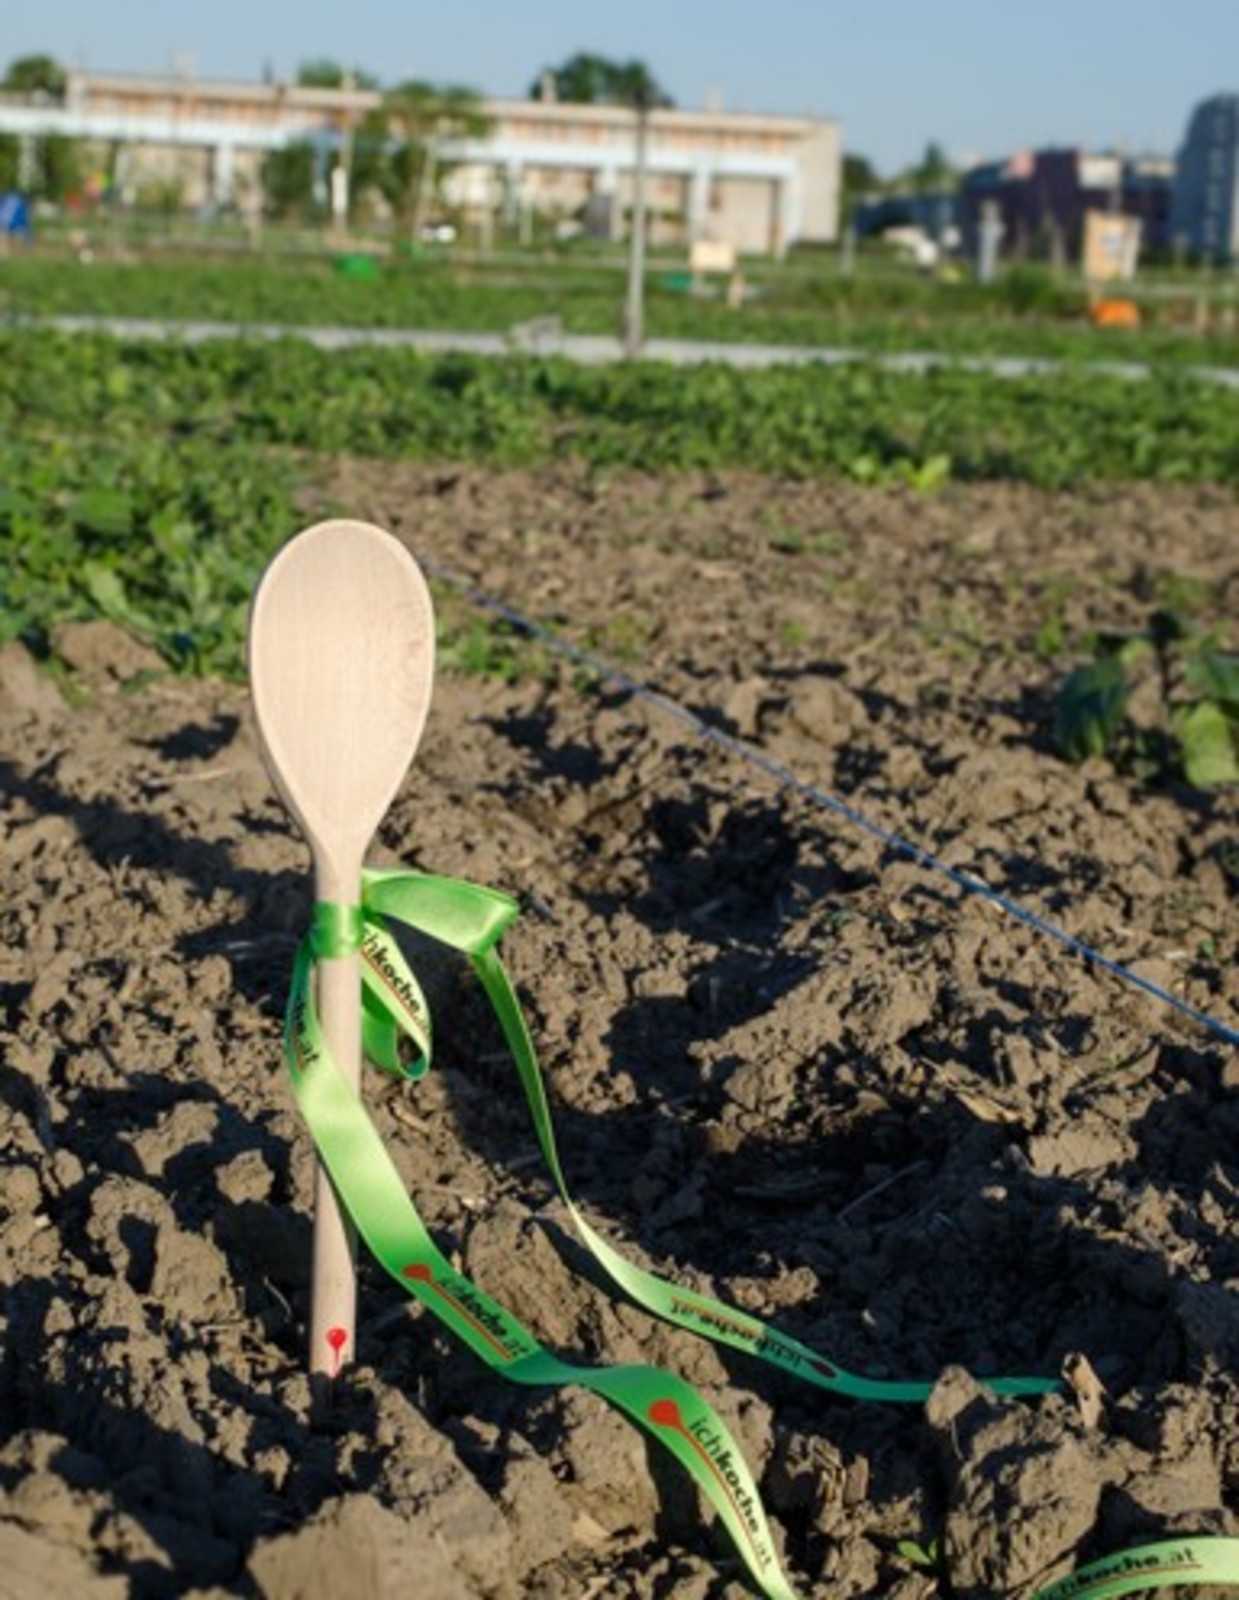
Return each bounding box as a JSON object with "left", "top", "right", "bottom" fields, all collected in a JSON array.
[
  {"left": 895, "top": 1534, "right": 943, "bottom": 1573},
  {"left": 11, "top": 329, "right": 1239, "bottom": 489},
  {"left": 0, "top": 432, "right": 297, "bottom": 677},
  {"left": 1053, "top": 609, "right": 1239, "bottom": 787},
  {"left": 11, "top": 326, "right": 1239, "bottom": 699},
  {"left": 433, "top": 599, "right": 544, "bottom": 682}
]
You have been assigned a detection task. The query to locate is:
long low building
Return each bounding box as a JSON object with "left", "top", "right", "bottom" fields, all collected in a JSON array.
[{"left": 0, "top": 69, "right": 842, "bottom": 256}]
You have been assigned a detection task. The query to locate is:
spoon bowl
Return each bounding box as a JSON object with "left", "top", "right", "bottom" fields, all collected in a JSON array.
[{"left": 249, "top": 518, "right": 435, "bottom": 900}]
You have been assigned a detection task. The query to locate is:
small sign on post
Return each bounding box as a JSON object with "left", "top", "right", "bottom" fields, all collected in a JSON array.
[
  {"left": 689, "top": 238, "right": 736, "bottom": 276},
  {"left": 690, "top": 238, "right": 740, "bottom": 305},
  {"left": 1082, "top": 210, "right": 1142, "bottom": 284}
]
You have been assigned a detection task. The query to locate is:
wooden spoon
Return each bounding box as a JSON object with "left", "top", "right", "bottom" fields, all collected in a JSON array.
[{"left": 248, "top": 519, "right": 434, "bottom": 1377}]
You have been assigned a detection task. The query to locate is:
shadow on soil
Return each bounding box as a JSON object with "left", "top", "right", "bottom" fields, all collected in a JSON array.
[
  {"left": 0, "top": 751, "right": 307, "bottom": 1012},
  {"left": 4, "top": 722, "right": 1233, "bottom": 1595}
]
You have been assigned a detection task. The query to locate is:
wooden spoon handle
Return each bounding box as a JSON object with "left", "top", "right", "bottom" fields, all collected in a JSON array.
[{"left": 309, "top": 946, "right": 363, "bottom": 1376}]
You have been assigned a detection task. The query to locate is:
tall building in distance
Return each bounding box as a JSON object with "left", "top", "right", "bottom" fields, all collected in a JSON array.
[{"left": 1170, "top": 93, "right": 1239, "bottom": 261}]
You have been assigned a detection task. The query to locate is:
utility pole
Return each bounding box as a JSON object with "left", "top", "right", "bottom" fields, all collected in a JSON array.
[{"left": 623, "top": 88, "right": 651, "bottom": 358}]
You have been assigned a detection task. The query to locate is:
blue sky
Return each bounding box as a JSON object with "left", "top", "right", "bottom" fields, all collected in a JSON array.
[{"left": 6, "top": 0, "right": 1237, "bottom": 175}]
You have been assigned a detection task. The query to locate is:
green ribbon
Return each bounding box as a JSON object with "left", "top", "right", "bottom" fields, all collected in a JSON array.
[
  {"left": 1032, "top": 1538, "right": 1239, "bottom": 1599},
  {"left": 290, "top": 870, "right": 794, "bottom": 1598},
  {"left": 283, "top": 867, "right": 1239, "bottom": 1600}
]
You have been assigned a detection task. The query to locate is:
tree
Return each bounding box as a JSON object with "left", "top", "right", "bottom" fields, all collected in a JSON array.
[
  {"left": 0, "top": 56, "right": 81, "bottom": 201},
  {"left": 0, "top": 135, "right": 21, "bottom": 191},
  {"left": 345, "top": 115, "right": 392, "bottom": 220},
  {"left": 295, "top": 60, "right": 379, "bottom": 91},
  {"left": 907, "top": 141, "right": 957, "bottom": 194},
  {"left": 843, "top": 152, "right": 881, "bottom": 195},
  {"left": 36, "top": 134, "right": 83, "bottom": 201},
  {"left": 260, "top": 142, "right": 320, "bottom": 221},
  {"left": 839, "top": 151, "right": 883, "bottom": 228},
  {"left": 367, "top": 80, "right": 490, "bottom": 236},
  {"left": 3, "top": 53, "right": 66, "bottom": 97},
  {"left": 530, "top": 53, "right": 673, "bottom": 109}
]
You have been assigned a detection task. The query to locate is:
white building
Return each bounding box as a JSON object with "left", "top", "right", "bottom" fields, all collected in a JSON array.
[{"left": 0, "top": 69, "right": 842, "bottom": 257}]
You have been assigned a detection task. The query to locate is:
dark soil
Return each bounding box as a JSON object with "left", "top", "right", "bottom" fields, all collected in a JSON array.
[{"left": 1, "top": 466, "right": 1236, "bottom": 1599}]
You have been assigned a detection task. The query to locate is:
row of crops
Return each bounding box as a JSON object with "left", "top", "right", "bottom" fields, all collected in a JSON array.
[
  {"left": 8, "top": 250, "right": 1239, "bottom": 365},
  {"left": 4, "top": 323, "right": 1239, "bottom": 678}
]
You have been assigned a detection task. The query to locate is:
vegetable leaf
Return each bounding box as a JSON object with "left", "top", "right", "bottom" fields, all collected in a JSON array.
[
  {"left": 1185, "top": 649, "right": 1239, "bottom": 708},
  {"left": 1178, "top": 700, "right": 1239, "bottom": 787},
  {"left": 1053, "top": 656, "right": 1129, "bottom": 762}
]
